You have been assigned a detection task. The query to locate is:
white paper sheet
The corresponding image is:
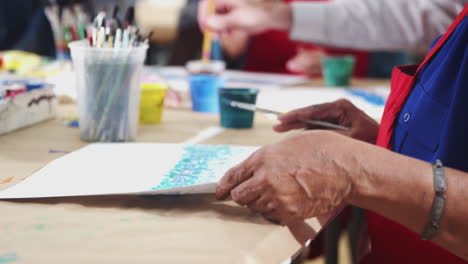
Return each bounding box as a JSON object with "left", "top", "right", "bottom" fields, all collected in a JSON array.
[
  {"left": 151, "top": 66, "right": 307, "bottom": 91},
  {"left": 256, "top": 87, "right": 389, "bottom": 119},
  {"left": 0, "top": 143, "right": 258, "bottom": 199}
]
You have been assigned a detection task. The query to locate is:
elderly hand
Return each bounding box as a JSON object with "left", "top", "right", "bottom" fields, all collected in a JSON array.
[
  {"left": 286, "top": 47, "right": 325, "bottom": 77},
  {"left": 216, "top": 131, "right": 359, "bottom": 225},
  {"left": 274, "top": 99, "right": 379, "bottom": 144},
  {"left": 198, "top": 0, "right": 292, "bottom": 35}
]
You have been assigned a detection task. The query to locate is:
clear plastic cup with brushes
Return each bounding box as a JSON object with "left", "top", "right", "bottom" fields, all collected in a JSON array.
[{"left": 68, "top": 38, "right": 148, "bottom": 142}]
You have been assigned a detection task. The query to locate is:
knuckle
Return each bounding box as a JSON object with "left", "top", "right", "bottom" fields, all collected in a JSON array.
[
  {"left": 248, "top": 149, "right": 263, "bottom": 165},
  {"left": 263, "top": 175, "right": 275, "bottom": 187},
  {"left": 337, "top": 99, "right": 353, "bottom": 108},
  {"left": 230, "top": 188, "right": 241, "bottom": 202},
  {"left": 286, "top": 204, "right": 299, "bottom": 215},
  {"left": 266, "top": 201, "right": 276, "bottom": 211},
  {"left": 336, "top": 98, "right": 349, "bottom": 104},
  {"left": 229, "top": 164, "right": 247, "bottom": 183},
  {"left": 290, "top": 110, "right": 302, "bottom": 121},
  {"left": 258, "top": 173, "right": 268, "bottom": 185},
  {"left": 277, "top": 196, "right": 288, "bottom": 207},
  {"left": 233, "top": 165, "right": 247, "bottom": 180}
]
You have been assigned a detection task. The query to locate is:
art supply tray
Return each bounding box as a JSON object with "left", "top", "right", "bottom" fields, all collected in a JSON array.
[{"left": 0, "top": 86, "right": 56, "bottom": 135}]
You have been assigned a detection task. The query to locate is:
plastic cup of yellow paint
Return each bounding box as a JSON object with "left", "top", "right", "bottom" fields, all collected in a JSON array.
[{"left": 139, "top": 83, "right": 168, "bottom": 124}]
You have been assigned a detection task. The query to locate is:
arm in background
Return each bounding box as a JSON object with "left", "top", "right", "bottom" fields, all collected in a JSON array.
[{"left": 290, "top": 0, "right": 465, "bottom": 51}]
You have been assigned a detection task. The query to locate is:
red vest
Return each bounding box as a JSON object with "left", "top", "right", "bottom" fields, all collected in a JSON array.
[{"left": 364, "top": 5, "right": 468, "bottom": 263}]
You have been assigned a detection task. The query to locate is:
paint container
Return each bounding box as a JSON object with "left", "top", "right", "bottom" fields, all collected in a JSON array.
[
  {"left": 139, "top": 83, "right": 167, "bottom": 124},
  {"left": 321, "top": 56, "right": 355, "bottom": 87},
  {"left": 218, "top": 88, "right": 259, "bottom": 129},
  {"left": 186, "top": 60, "right": 225, "bottom": 113}
]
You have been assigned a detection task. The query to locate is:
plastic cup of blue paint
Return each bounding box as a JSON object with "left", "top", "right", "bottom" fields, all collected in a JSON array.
[
  {"left": 218, "top": 88, "right": 259, "bottom": 129},
  {"left": 189, "top": 74, "right": 224, "bottom": 113},
  {"left": 186, "top": 60, "right": 225, "bottom": 113}
]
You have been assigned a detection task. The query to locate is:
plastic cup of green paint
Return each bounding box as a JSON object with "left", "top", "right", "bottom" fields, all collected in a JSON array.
[
  {"left": 218, "top": 88, "right": 259, "bottom": 129},
  {"left": 322, "top": 56, "right": 355, "bottom": 87}
]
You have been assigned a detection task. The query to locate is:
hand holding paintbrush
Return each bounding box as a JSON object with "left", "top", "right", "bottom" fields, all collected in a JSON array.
[
  {"left": 227, "top": 100, "right": 350, "bottom": 131},
  {"left": 272, "top": 99, "right": 380, "bottom": 144}
]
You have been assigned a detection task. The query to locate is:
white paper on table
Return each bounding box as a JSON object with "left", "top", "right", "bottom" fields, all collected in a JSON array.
[
  {"left": 151, "top": 66, "right": 308, "bottom": 92},
  {"left": 0, "top": 143, "right": 258, "bottom": 199},
  {"left": 223, "top": 70, "right": 308, "bottom": 87},
  {"left": 256, "top": 87, "right": 390, "bottom": 120}
]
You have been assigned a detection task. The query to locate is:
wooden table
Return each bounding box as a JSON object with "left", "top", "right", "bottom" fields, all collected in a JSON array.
[{"left": 0, "top": 78, "right": 389, "bottom": 264}]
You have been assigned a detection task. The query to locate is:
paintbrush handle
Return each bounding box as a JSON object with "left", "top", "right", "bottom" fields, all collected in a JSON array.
[
  {"left": 300, "top": 119, "right": 350, "bottom": 131},
  {"left": 254, "top": 107, "right": 283, "bottom": 116},
  {"left": 201, "top": 0, "right": 216, "bottom": 63},
  {"left": 229, "top": 100, "right": 350, "bottom": 131},
  {"left": 256, "top": 107, "right": 349, "bottom": 131}
]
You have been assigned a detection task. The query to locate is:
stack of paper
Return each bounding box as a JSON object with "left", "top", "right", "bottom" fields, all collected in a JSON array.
[
  {"left": 151, "top": 66, "right": 308, "bottom": 91},
  {"left": 0, "top": 143, "right": 257, "bottom": 199}
]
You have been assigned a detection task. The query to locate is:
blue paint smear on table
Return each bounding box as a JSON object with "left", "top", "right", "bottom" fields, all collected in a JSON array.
[
  {"left": 152, "top": 145, "right": 250, "bottom": 191},
  {"left": 67, "top": 120, "right": 79, "bottom": 128},
  {"left": 346, "top": 88, "right": 386, "bottom": 106},
  {"left": 0, "top": 253, "right": 17, "bottom": 263}
]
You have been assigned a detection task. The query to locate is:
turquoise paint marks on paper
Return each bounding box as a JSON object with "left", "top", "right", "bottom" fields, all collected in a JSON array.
[
  {"left": 0, "top": 253, "right": 17, "bottom": 263},
  {"left": 119, "top": 216, "right": 160, "bottom": 222},
  {"left": 151, "top": 145, "right": 250, "bottom": 191},
  {"left": 139, "top": 216, "right": 160, "bottom": 222},
  {"left": 35, "top": 224, "right": 46, "bottom": 231}
]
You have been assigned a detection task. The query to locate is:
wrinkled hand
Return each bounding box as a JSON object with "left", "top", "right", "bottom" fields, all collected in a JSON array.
[
  {"left": 274, "top": 99, "right": 379, "bottom": 144},
  {"left": 286, "top": 47, "right": 325, "bottom": 77},
  {"left": 216, "top": 131, "right": 358, "bottom": 225},
  {"left": 198, "top": 0, "right": 292, "bottom": 35}
]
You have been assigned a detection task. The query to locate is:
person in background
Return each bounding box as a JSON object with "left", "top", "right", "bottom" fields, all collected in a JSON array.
[
  {"left": 0, "top": 0, "right": 55, "bottom": 57},
  {"left": 200, "top": 0, "right": 462, "bottom": 55},
  {"left": 218, "top": 0, "right": 371, "bottom": 77},
  {"left": 212, "top": 0, "right": 413, "bottom": 78}
]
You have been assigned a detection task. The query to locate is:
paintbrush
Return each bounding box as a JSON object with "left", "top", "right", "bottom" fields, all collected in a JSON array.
[
  {"left": 201, "top": 0, "right": 216, "bottom": 64},
  {"left": 228, "top": 100, "right": 350, "bottom": 131}
]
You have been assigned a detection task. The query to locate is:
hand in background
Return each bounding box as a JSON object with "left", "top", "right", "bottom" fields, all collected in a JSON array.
[
  {"left": 274, "top": 99, "right": 379, "bottom": 144},
  {"left": 286, "top": 47, "right": 325, "bottom": 77},
  {"left": 198, "top": 0, "right": 292, "bottom": 36}
]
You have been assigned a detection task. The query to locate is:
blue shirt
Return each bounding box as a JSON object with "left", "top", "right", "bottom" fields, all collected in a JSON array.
[
  {"left": 0, "top": 0, "right": 55, "bottom": 57},
  {"left": 392, "top": 17, "right": 468, "bottom": 172}
]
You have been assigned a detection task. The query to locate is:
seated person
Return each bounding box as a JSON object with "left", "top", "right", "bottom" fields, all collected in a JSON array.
[
  {"left": 220, "top": 0, "right": 411, "bottom": 78},
  {"left": 0, "top": 0, "right": 55, "bottom": 57}
]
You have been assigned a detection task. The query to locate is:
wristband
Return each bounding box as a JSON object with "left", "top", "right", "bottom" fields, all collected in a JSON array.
[{"left": 421, "top": 159, "right": 446, "bottom": 240}]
